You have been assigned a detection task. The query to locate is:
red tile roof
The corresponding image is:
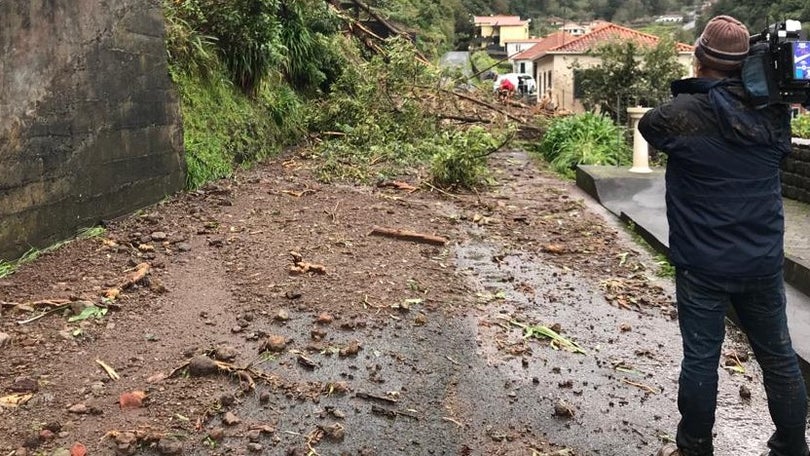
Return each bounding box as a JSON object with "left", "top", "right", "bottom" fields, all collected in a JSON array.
[
  {"left": 512, "top": 32, "right": 575, "bottom": 60},
  {"left": 473, "top": 15, "right": 529, "bottom": 27},
  {"left": 547, "top": 22, "right": 693, "bottom": 54}
]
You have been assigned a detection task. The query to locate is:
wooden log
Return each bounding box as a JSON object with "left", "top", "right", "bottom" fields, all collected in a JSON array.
[{"left": 369, "top": 226, "right": 448, "bottom": 246}]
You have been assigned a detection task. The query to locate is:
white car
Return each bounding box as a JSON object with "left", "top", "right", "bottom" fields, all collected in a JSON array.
[{"left": 493, "top": 73, "right": 537, "bottom": 95}]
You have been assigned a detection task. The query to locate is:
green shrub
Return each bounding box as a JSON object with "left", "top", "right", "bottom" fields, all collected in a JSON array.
[
  {"left": 537, "top": 112, "right": 630, "bottom": 177},
  {"left": 430, "top": 127, "right": 498, "bottom": 189},
  {"left": 793, "top": 114, "right": 810, "bottom": 139},
  {"left": 174, "top": 70, "right": 304, "bottom": 189},
  {"left": 308, "top": 38, "right": 506, "bottom": 188}
]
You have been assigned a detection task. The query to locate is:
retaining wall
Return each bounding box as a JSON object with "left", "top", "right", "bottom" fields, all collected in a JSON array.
[
  {"left": 0, "top": 0, "right": 185, "bottom": 261},
  {"left": 783, "top": 139, "right": 810, "bottom": 204}
]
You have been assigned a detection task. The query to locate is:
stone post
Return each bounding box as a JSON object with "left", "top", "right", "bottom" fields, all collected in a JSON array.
[{"left": 627, "top": 106, "right": 652, "bottom": 173}]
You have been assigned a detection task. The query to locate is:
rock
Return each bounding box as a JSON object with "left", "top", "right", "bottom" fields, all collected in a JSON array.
[
  {"left": 51, "top": 448, "right": 70, "bottom": 456},
  {"left": 260, "top": 335, "right": 288, "bottom": 353},
  {"left": 22, "top": 434, "right": 40, "bottom": 449},
  {"left": 619, "top": 323, "right": 632, "bottom": 332},
  {"left": 339, "top": 340, "right": 361, "bottom": 357},
  {"left": 284, "top": 290, "right": 302, "bottom": 300},
  {"left": 315, "top": 313, "right": 333, "bottom": 325},
  {"left": 176, "top": 242, "right": 192, "bottom": 252},
  {"left": 414, "top": 314, "right": 428, "bottom": 326},
  {"left": 297, "top": 355, "right": 317, "bottom": 370},
  {"left": 311, "top": 328, "right": 327, "bottom": 341},
  {"left": 740, "top": 384, "right": 752, "bottom": 400},
  {"left": 222, "top": 411, "right": 241, "bottom": 426},
  {"left": 553, "top": 399, "right": 575, "bottom": 418},
  {"left": 114, "top": 432, "right": 138, "bottom": 456},
  {"left": 246, "top": 430, "right": 261, "bottom": 442},
  {"left": 259, "top": 391, "right": 271, "bottom": 404},
  {"left": 69, "top": 442, "right": 87, "bottom": 456},
  {"left": 15, "top": 448, "right": 28, "bottom": 456},
  {"left": 208, "top": 428, "right": 225, "bottom": 441},
  {"left": 0, "top": 332, "right": 12, "bottom": 347},
  {"left": 156, "top": 438, "right": 183, "bottom": 455},
  {"left": 188, "top": 355, "right": 219, "bottom": 377},
  {"left": 274, "top": 309, "right": 290, "bottom": 322},
  {"left": 10, "top": 376, "right": 39, "bottom": 393},
  {"left": 67, "top": 404, "right": 88, "bottom": 414},
  {"left": 320, "top": 423, "right": 345, "bottom": 442},
  {"left": 219, "top": 394, "right": 236, "bottom": 407},
  {"left": 38, "top": 430, "right": 55, "bottom": 441},
  {"left": 150, "top": 232, "right": 168, "bottom": 242},
  {"left": 214, "top": 345, "right": 238, "bottom": 362},
  {"left": 247, "top": 443, "right": 263, "bottom": 452}
]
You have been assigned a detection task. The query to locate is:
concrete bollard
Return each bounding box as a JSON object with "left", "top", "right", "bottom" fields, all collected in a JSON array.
[{"left": 627, "top": 106, "right": 652, "bottom": 173}]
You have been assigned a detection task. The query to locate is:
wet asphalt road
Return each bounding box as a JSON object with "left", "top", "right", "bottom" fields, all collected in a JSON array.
[{"left": 222, "top": 235, "right": 778, "bottom": 455}]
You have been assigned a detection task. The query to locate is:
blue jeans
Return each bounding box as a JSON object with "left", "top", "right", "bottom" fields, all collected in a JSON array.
[{"left": 675, "top": 269, "right": 809, "bottom": 456}]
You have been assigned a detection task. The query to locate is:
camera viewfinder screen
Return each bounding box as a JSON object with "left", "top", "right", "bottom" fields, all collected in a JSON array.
[{"left": 793, "top": 41, "right": 810, "bottom": 81}]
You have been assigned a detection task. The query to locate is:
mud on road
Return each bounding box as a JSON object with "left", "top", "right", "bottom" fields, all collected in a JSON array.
[{"left": 0, "top": 150, "right": 777, "bottom": 455}]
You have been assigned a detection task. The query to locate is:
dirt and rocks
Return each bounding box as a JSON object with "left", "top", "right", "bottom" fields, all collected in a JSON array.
[{"left": 0, "top": 150, "right": 778, "bottom": 455}]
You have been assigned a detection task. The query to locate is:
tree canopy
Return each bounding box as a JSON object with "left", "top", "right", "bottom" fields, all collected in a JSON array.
[{"left": 572, "top": 38, "right": 686, "bottom": 123}]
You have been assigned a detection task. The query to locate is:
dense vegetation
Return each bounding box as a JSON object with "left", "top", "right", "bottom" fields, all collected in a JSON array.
[{"left": 164, "top": 0, "right": 507, "bottom": 190}]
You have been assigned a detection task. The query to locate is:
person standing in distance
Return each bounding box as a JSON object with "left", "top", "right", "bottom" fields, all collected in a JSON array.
[{"left": 639, "top": 15, "right": 809, "bottom": 456}]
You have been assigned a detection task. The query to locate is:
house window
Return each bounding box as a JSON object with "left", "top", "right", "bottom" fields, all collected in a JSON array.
[
  {"left": 547, "top": 71, "right": 552, "bottom": 90},
  {"left": 519, "top": 62, "right": 526, "bottom": 74}
]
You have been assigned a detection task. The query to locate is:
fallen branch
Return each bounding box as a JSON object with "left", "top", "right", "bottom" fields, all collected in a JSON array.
[
  {"left": 370, "top": 404, "right": 419, "bottom": 420},
  {"left": 355, "top": 391, "right": 398, "bottom": 404},
  {"left": 377, "top": 181, "right": 418, "bottom": 192},
  {"left": 369, "top": 226, "right": 448, "bottom": 246},
  {"left": 16, "top": 304, "right": 71, "bottom": 325},
  {"left": 289, "top": 251, "right": 327, "bottom": 275},
  {"left": 621, "top": 378, "right": 659, "bottom": 394},
  {"left": 2, "top": 299, "right": 71, "bottom": 309},
  {"left": 431, "top": 87, "right": 527, "bottom": 124},
  {"left": 96, "top": 359, "right": 121, "bottom": 380},
  {"left": 104, "top": 263, "right": 151, "bottom": 300}
]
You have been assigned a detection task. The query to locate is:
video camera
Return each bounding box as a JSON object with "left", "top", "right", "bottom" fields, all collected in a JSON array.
[{"left": 743, "top": 20, "right": 810, "bottom": 107}]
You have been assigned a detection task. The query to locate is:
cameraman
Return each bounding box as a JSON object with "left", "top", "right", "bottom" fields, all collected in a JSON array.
[{"left": 639, "top": 15, "right": 809, "bottom": 456}]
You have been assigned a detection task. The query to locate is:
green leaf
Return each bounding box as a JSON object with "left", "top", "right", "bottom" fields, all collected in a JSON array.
[{"left": 68, "top": 306, "right": 108, "bottom": 322}]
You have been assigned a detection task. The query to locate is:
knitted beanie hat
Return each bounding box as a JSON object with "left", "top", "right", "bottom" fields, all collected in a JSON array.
[{"left": 694, "top": 15, "right": 750, "bottom": 72}]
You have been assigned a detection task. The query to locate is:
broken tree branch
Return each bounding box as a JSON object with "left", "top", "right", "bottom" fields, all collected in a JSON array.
[
  {"left": 355, "top": 391, "right": 398, "bottom": 404},
  {"left": 369, "top": 226, "right": 448, "bottom": 246}
]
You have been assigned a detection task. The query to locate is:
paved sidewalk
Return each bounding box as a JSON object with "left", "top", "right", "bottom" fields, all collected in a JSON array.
[{"left": 576, "top": 164, "right": 810, "bottom": 380}]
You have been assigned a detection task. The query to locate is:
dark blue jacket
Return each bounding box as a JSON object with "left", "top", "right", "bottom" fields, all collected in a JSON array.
[{"left": 638, "top": 78, "right": 792, "bottom": 277}]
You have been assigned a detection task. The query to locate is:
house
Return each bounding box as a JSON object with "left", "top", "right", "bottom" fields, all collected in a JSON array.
[
  {"left": 510, "top": 32, "right": 573, "bottom": 76},
  {"left": 561, "top": 22, "right": 588, "bottom": 36},
  {"left": 522, "top": 22, "right": 694, "bottom": 112},
  {"left": 505, "top": 38, "right": 545, "bottom": 58},
  {"left": 655, "top": 14, "right": 684, "bottom": 24},
  {"left": 472, "top": 15, "right": 531, "bottom": 54}
]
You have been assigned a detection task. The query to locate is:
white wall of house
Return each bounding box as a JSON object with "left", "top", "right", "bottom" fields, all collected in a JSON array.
[
  {"left": 506, "top": 41, "right": 540, "bottom": 57},
  {"left": 535, "top": 52, "right": 695, "bottom": 112},
  {"left": 512, "top": 59, "right": 534, "bottom": 76}
]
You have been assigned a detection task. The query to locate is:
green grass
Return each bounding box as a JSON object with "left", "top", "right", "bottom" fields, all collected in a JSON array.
[
  {"left": 0, "top": 226, "right": 106, "bottom": 279},
  {"left": 173, "top": 69, "right": 304, "bottom": 189}
]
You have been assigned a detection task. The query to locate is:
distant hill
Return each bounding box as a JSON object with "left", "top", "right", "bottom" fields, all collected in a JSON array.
[{"left": 363, "top": 0, "right": 809, "bottom": 54}]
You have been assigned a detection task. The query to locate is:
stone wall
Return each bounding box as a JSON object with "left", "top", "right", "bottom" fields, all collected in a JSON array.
[
  {"left": 0, "top": 0, "right": 185, "bottom": 261},
  {"left": 783, "top": 139, "right": 810, "bottom": 204}
]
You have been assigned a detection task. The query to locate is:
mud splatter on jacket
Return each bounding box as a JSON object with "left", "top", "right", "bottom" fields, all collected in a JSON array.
[{"left": 639, "top": 77, "right": 792, "bottom": 277}]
